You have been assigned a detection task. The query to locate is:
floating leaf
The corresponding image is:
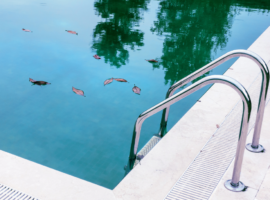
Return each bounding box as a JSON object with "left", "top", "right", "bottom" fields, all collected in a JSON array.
[
  {"left": 72, "top": 87, "right": 85, "bottom": 97},
  {"left": 146, "top": 59, "right": 158, "bottom": 63},
  {"left": 216, "top": 124, "right": 220, "bottom": 128},
  {"left": 93, "top": 54, "right": 101, "bottom": 59},
  {"left": 22, "top": 28, "right": 32, "bottom": 32},
  {"left": 29, "top": 78, "right": 50, "bottom": 85},
  {"left": 29, "top": 78, "right": 36, "bottom": 83},
  {"left": 132, "top": 84, "right": 141, "bottom": 95},
  {"left": 104, "top": 78, "right": 113, "bottom": 86},
  {"left": 65, "top": 30, "right": 78, "bottom": 35},
  {"left": 114, "top": 78, "right": 128, "bottom": 82}
]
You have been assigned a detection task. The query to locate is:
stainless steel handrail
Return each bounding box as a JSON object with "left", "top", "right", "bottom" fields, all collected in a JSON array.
[
  {"left": 159, "top": 49, "right": 269, "bottom": 153},
  {"left": 126, "top": 75, "right": 252, "bottom": 192}
]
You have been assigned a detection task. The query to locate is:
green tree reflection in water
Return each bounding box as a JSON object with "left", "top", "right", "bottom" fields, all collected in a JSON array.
[
  {"left": 92, "top": 0, "right": 149, "bottom": 68},
  {"left": 150, "top": 0, "right": 239, "bottom": 86}
]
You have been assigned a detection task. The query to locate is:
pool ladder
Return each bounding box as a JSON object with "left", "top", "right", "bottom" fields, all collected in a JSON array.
[{"left": 125, "top": 49, "right": 269, "bottom": 192}]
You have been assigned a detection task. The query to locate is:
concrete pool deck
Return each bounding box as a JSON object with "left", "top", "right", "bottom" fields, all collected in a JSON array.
[{"left": 1, "top": 27, "right": 270, "bottom": 200}]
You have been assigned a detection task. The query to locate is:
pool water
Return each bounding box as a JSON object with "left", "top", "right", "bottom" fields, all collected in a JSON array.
[{"left": 0, "top": 0, "right": 270, "bottom": 189}]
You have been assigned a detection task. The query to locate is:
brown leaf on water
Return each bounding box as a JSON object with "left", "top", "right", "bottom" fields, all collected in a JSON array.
[
  {"left": 29, "top": 78, "right": 50, "bottom": 85},
  {"left": 104, "top": 78, "right": 114, "bottom": 86},
  {"left": 72, "top": 87, "right": 85, "bottom": 97},
  {"left": 132, "top": 84, "right": 141, "bottom": 95},
  {"left": 29, "top": 78, "right": 36, "bottom": 83},
  {"left": 146, "top": 59, "right": 158, "bottom": 63},
  {"left": 34, "top": 81, "right": 50, "bottom": 85},
  {"left": 65, "top": 30, "right": 78, "bottom": 35},
  {"left": 216, "top": 124, "right": 220, "bottom": 128},
  {"left": 114, "top": 78, "right": 128, "bottom": 82},
  {"left": 22, "top": 28, "right": 32, "bottom": 32},
  {"left": 93, "top": 54, "right": 101, "bottom": 59}
]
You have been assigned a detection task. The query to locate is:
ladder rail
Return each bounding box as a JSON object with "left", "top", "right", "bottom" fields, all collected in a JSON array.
[
  {"left": 159, "top": 49, "right": 269, "bottom": 152},
  {"left": 127, "top": 75, "right": 252, "bottom": 191}
]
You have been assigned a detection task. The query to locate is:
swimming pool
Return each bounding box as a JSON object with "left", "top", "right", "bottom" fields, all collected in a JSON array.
[{"left": 0, "top": 0, "right": 270, "bottom": 189}]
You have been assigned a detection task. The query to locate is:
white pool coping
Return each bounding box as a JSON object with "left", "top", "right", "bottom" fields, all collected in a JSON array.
[
  {"left": 255, "top": 161, "right": 270, "bottom": 200},
  {"left": 1, "top": 27, "right": 270, "bottom": 200}
]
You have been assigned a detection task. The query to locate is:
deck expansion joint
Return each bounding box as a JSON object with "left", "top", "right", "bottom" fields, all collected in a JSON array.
[{"left": 0, "top": 184, "right": 39, "bottom": 200}]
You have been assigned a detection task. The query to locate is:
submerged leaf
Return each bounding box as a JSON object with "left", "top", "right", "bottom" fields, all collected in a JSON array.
[
  {"left": 104, "top": 78, "right": 114, "bottom": 86},
  {"left": 146, "top": 59, "right": 158, "bottom": 63},
  {"left": 65, "top": 30, "right": 78, "bottom": 35},
  {"left": 22, "top": 28, "right": 32, "bottom": 32},
  {"left": 114, "top": 78, "right": 128, "bottom": 82},
  {"left": 93, "top": 54, "right": 101, "bottom": 59},
  {"left": 72, "top": 87, "right": 85, "bottom": 97},
  {"left": 29, "top": 78, "right": 50, "bottom": 85},
  {"left": 132, "top": 84, "right": 141, "bottom": 95}
]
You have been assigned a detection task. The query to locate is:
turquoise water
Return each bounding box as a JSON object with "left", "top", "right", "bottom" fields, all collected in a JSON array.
[{"left": 0, "top": 0, "right": 270, "bottom": 189}]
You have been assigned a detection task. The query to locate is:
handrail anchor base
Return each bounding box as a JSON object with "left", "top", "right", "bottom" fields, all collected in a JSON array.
[
  {"left": 246, "top": 143, "right": 264, "bottom": 153},
  {"left": 224, "top": 180, "right": 246, "bottom": 192}
]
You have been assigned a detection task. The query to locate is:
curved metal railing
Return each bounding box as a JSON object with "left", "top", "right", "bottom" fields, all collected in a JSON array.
[
  {"left": 159, "top": 49, "right": 269, "bottom": 153},
  {"left": 126, "top": 75, "right": 252, "bottom": 192}
]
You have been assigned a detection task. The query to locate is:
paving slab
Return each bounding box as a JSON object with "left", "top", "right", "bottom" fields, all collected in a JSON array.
[{"left": 256, "top": 166, "right": 270, "bottom": 200}]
